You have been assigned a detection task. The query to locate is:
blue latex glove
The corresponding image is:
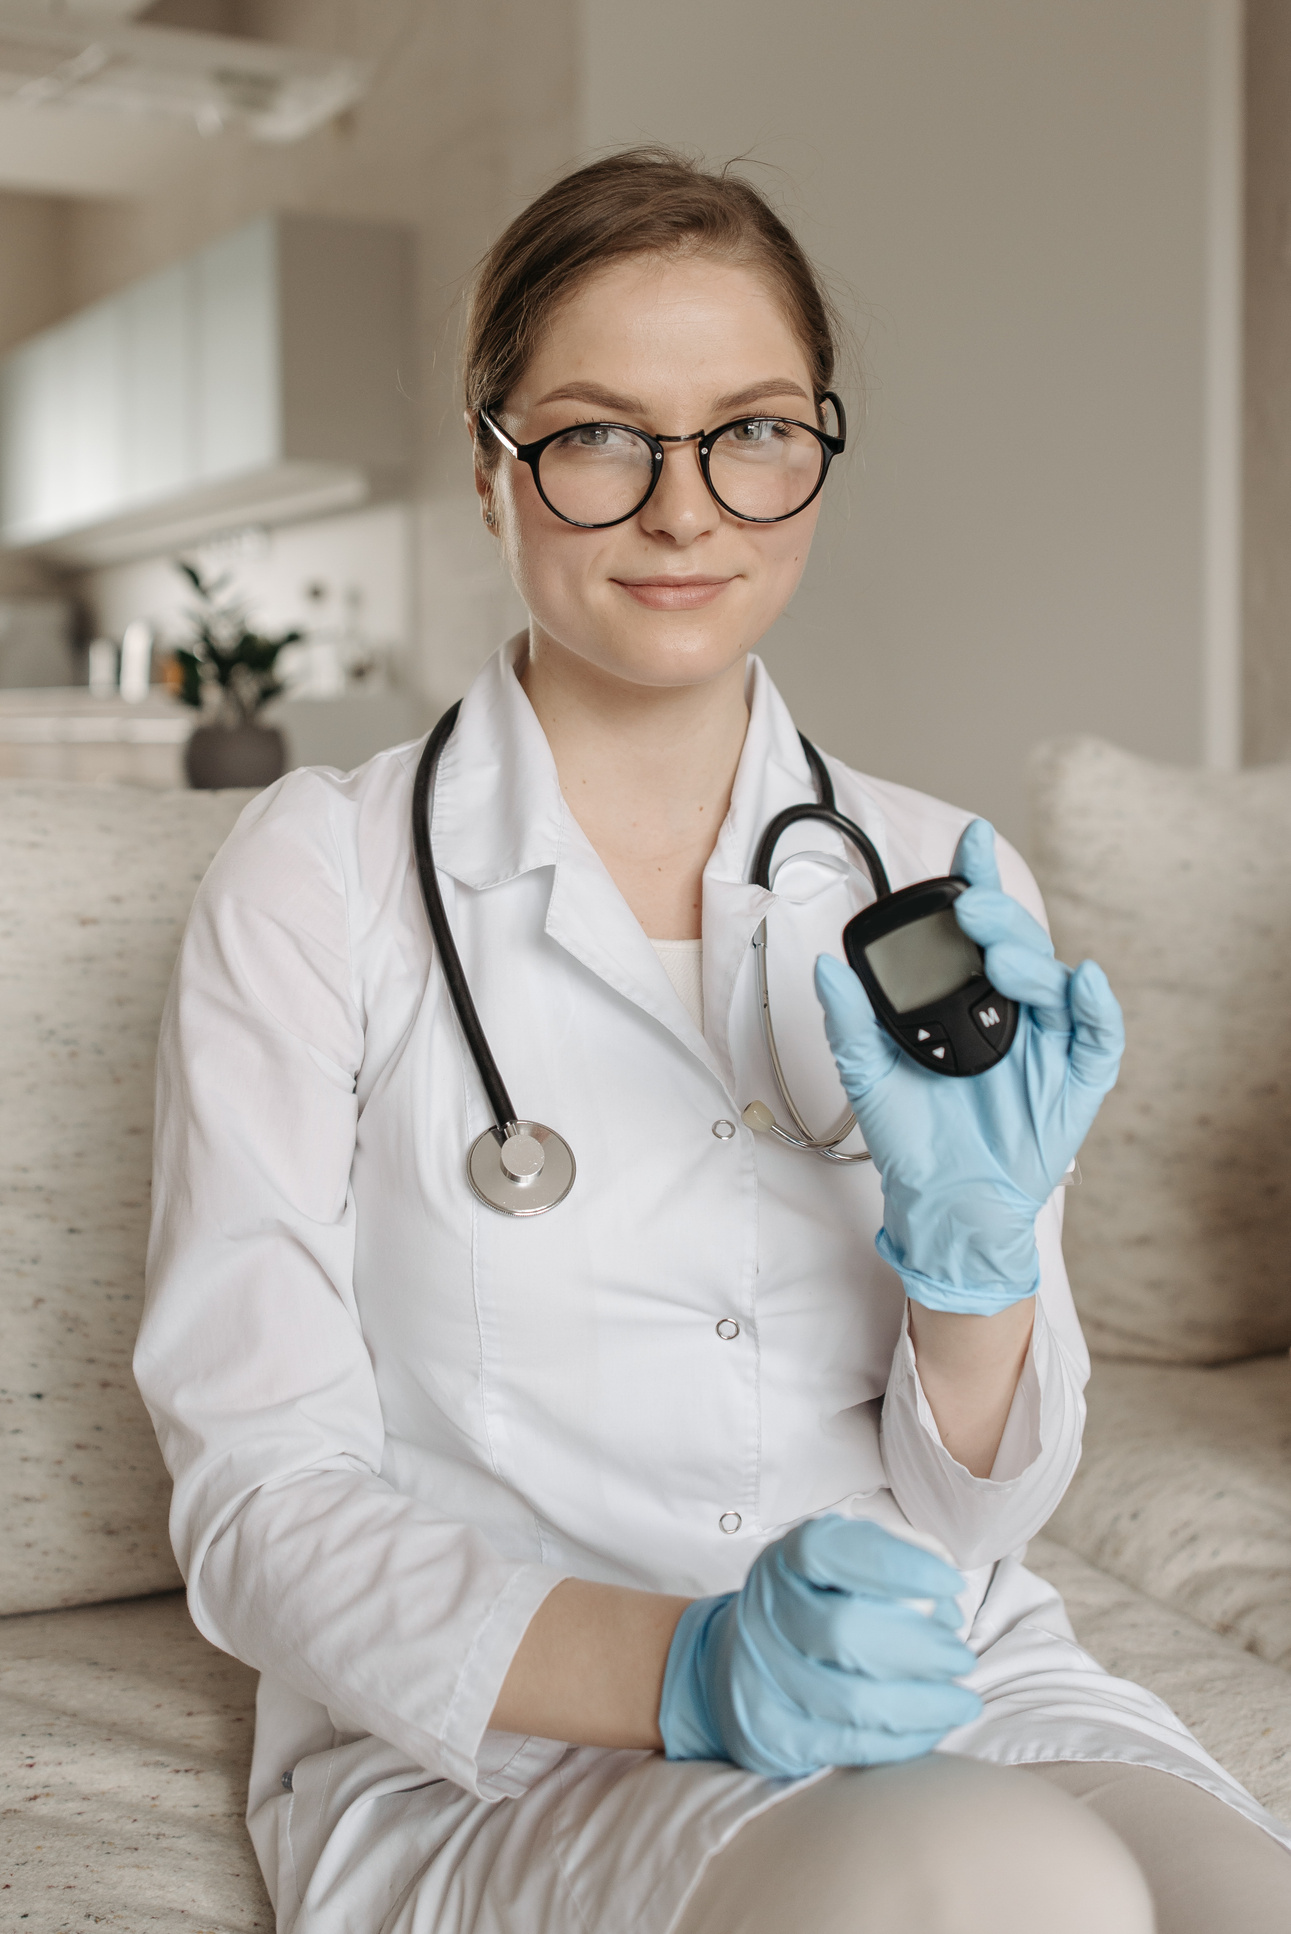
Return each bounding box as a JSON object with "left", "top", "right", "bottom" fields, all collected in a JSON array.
[
  {"left": 658, "top": 1515, "right": 982, "bottom": 1779},
  {"left": 815, "top": 819, "right": 1124, "bottom": 1315}
]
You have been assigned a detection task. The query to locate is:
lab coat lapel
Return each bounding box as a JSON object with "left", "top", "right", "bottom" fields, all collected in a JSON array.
[
  {"left": 543, "top": 825, "right": 730, "bottom": 1083},
  {"left": 430, "top": 638, "right": 730, "bottom": 1083}
]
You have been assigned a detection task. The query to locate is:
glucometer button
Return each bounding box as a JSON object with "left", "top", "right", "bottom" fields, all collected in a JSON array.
[
  {"left": 971, "top": 999, "right": 1008, "bottom": 1046},
  {"left": 900, "top": 1021, "right": 956, "bottom": 1072}
]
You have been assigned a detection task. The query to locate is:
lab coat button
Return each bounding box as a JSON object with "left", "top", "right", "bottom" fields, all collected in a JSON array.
[
  {"left": 711, "top": 1119, "right": 736, "bottom": 1139},
  {"left": 719, "top": 1512, "right": 742, "bottom": 1534},
  {"left": 715, "top": 1319, "right": 740, "bottom": 1340}
]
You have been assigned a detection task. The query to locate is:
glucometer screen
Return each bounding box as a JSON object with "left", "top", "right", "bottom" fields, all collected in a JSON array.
[{"left": 864, "top": 910, "right": 984, "bottom": 1014}]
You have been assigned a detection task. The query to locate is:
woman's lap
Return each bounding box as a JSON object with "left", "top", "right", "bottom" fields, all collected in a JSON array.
[
  {"left": 675, "top": 1755, "right": 1153, "bottom": 1934},
  {"left": 357, "top": 1748, "right": 1291, "bottom": 1934},
  {"left": 676, "top": 1758, "right": 1291, "bottom": 1934},
  {"left": 1034, "top": 1761, "right": 1291, "bottom": 1934}
]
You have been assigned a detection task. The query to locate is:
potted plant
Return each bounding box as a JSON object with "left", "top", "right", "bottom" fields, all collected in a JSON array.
[{"left": 173, "top": 560, "right": 301, "bottom": 789}]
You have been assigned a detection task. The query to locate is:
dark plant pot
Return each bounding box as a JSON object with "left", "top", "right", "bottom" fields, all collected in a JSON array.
[{"left": 185, "top": 721, "right": 286, "bottom": 790}]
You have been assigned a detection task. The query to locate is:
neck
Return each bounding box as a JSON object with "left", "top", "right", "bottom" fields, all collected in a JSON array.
[{"left": 519, "top": 628, "right": 751, "bottom": 941}]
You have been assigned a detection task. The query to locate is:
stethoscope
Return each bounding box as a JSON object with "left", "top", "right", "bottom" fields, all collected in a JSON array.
[{"left": 412, "top": 704, "right": 892, "bottom": 1217}]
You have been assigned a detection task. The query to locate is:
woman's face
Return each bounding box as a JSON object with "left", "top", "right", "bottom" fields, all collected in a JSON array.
[{"left": 474, "top": 252, "right": 827, "bottom": 692}]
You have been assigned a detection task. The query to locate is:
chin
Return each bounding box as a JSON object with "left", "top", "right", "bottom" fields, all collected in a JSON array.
[
  {"left": 594, "top": 623, "right": 753, "bottom": 690},
  {"left": 582, "top": 585, "right": 768, "bottom": 686}
]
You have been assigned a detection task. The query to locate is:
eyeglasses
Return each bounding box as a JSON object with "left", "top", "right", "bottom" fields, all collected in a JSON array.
[{"left": 479, "top": 392, "right": 846, "bottom": 530}]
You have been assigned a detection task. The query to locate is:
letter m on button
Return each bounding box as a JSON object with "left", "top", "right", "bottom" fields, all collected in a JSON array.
[{"left": 979, "top": 1006, "right": 1000, "bottom": 1028}]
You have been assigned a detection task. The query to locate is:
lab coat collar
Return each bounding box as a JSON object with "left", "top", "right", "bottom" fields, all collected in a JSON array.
[
  {"left": 428, "top": 637, "right": 728, "bottom": 1080},
  {"left": 428, "top": 634, "right": 828, "bottom": 896},
  {"left": 428, "top": 634, "right": 565, "bottom": 890}
]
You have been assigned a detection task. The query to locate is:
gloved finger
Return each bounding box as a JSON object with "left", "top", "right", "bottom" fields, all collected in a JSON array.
[
  {"left": 953, "top": 885, "right": 1054, "bottom": 961},
  {"left": 750, "top": 1623, "right": 961, "bottom": 1722},
  {"left": 776, "top": 1584, "right": 977, "bottom": 1680},
  {"left": 829, "top": 1673, "right": 984, "bottom": 1736},
  {"left": 950, "top": 817, "right": 1001, "bottom": 891},
  {"left": 814, "top": 955, "right": 899, "bottom": 1097},
  {"left": 744, "top": 1713, "right": 971, "bottom": 1778},
  {"left": 1067, "top": 959, "right": 1125, "bottom": 1092},
  {"left": 783, "top": 1515, "right": 967, "bottom": 1604},
  {"left": 975, "top": 938, "right": 1072, "bottom": 1029},
  {"left": 746, "top": 1625, "right": 982, "bottom": 1735}
]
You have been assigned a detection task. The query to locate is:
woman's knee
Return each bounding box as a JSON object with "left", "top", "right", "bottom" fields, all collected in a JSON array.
[{"left": 674, "top": 1753, "right": 1154, "bottom": 1934}]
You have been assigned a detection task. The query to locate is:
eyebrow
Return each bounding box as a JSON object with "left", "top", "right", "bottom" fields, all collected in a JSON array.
[{"left": 530, "top": 378, "right": 815, "bottom": 417}]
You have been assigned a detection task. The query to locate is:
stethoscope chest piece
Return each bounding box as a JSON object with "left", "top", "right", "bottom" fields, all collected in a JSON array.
[{"left": 467, "top": 1121, "right": 576, "bottom": 1217}]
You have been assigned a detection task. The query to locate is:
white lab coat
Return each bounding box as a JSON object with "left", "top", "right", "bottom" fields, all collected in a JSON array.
[{"left": 137, "top": 638, "right": 1289, "bottom": 1934}]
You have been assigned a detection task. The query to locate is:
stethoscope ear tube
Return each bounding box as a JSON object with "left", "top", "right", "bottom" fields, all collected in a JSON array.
[{"left": 751, "top": 736, "right": 891, "bottom": 897}]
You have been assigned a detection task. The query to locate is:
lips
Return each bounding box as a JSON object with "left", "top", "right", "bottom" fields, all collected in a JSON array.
[{"left": 614, "top": 576, "right": 733, "bottom": 611}]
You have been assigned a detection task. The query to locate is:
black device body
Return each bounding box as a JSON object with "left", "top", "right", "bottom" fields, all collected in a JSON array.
[{"left": 842, "top": 877, "right": 1019, "bottom": 1077}]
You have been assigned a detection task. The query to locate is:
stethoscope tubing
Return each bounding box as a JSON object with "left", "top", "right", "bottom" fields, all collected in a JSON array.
[{"left": 411, "top": 702, "right": 520, "bottom": 1142}]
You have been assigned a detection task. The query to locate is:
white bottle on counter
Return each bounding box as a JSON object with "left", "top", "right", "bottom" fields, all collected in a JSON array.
[{"left": 118, "top": 620, "right": 153, "bottom": 703}]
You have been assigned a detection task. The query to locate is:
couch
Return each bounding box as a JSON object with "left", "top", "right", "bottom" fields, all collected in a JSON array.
[{"left": 2, "top": 742, "right": 1289, "bottom": 1931}]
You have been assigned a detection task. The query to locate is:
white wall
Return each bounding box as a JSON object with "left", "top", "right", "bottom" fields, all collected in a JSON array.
[
  {"left": 582, "top": 0, "right": 1243, "bottom": 842},
  {"left": 82, "top": 502, "right": 411, "bottom": 666}
]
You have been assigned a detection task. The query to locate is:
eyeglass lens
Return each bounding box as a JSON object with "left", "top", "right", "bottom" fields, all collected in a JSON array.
[{"left": 538, "top": 419, "right": 826, "bottom": 525}]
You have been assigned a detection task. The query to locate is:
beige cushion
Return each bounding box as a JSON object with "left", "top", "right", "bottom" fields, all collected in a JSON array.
[
  {"left": 0, "top": 1590, "right": 269, "bottom": 1931},
  {"left": 1047, "top": 1355, "right": 1291, "bottom": 1669},
  {"left": 1027, "top": 1534, "right": 1291, "bottom": 1821},
  {"left": 0, "top": 781, "right": 252, "bottom": 1616},
  {"left": 1029, "top": 737, "right": 1291, "bottom": 1362}
]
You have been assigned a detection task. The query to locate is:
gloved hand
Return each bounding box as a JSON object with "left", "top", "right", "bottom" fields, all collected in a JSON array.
[
  {"left": 815, "top": 818, "right": 1124, "bottom": 1315},
  {"left": 658, "top": 1515, "right": 982, "bottom": 1778}
]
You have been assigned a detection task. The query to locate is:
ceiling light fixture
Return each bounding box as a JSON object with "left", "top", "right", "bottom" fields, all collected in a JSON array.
[{"left": 0, "top": 1, "right": 369, "bottom": 142}]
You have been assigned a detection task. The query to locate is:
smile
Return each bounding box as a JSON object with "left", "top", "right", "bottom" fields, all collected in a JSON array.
[{"left": 613, "top": 576, "right": 734, "bottom": 610}]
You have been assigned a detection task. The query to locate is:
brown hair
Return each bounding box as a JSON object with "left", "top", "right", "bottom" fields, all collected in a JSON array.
[{"left": 464, "top": 147, "right": 841, "bottom": 469}]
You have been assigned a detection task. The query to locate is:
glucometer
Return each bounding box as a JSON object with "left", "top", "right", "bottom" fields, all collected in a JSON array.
[{"left": 842, "top": 878, "right": 1019, "bottom": 1077}]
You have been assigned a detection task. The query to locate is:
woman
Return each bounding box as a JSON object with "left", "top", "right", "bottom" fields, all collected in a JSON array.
[{"left": 139, "top": 151, "right": 1291, "bottom": 1933}]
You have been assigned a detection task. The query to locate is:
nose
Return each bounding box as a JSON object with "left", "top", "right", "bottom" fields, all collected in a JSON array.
[{"left": 636, "top": 436, "right": 722, "bottom": 544}]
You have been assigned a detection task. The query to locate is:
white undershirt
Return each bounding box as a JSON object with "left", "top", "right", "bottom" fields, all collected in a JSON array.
[{"left": 649, "top": 937, "right": 704, "bottom": 1032}]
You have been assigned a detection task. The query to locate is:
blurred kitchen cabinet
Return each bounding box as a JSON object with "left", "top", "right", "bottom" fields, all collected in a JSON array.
[
  {"left": 120, "top": 262, "right": 193, "bottom": 506},
  {"left": 0, "top": 213, "right": 412, "bottom": 565},
  {"left": 66, "top": 299, "right": 125, "bottom": 529},
  {"left": 194, "top": 220, "right": 277, "bottom": 485}
]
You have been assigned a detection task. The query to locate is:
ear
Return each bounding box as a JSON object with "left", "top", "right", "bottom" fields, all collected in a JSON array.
[{"left": 465, "top": 412, "right": 497, "bottom": 530}]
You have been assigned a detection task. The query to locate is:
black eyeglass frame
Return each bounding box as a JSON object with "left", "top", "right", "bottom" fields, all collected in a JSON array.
[{"left": 478, "top": 392, "right": 847, "bottom": 530}]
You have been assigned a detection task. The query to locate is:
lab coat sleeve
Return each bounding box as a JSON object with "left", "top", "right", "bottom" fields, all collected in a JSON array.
[
  {"left": 136, "top": 771, "right": 568, "bottom": 1801},
  {"left": 878, "top": 1188, "right": 1089, "bottom": 1569}
]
